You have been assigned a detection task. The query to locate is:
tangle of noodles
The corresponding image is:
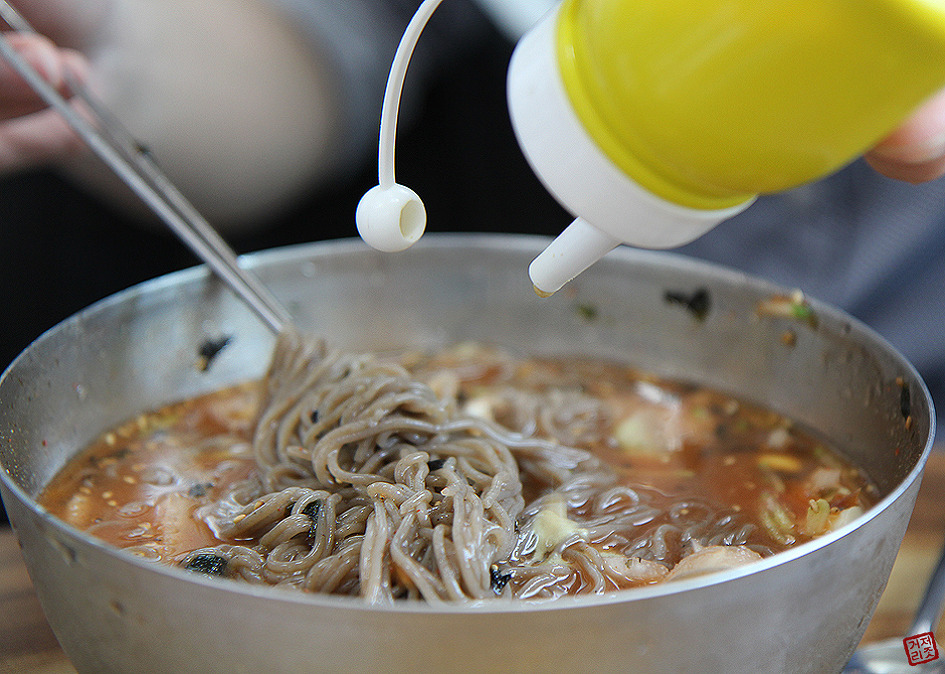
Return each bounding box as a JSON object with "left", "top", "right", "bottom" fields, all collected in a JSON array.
[{"left": 181, "top": 330, "right": 771, "bottom": 602}]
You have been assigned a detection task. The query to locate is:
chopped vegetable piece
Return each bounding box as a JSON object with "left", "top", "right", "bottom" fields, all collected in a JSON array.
[
  {"left": 615, "top": 415, "right": 650, "bottom": 453},
  {"left": 665, "top": 545, "right": 762, "bottom": 581},
  {"left": 614, "top": 413, "right": 673, "bottom": 460},
  {"left": 791, "top": 303, "right": 814, "bottom": 322},
  {"left": 765, "top": 427, "right": 791, "bottom": 450},
  {"left": 803, "top": 498, "right": 831, "bottom": 536},
  {"left": 601, "top": 553, "right": 668, "bottom": 586},
  {"left": 757, "top": 453, "right": 802, "bottom": 473},
  {"left": 806, "top": 467, "right": 842, "bottom": 495},
  {"left": 759, "top": 491, "right": 796, "bottom": 545},
  {"left": 530, "top": 499, "right": 588, "bottom": 560},
  {"left": 756, "top": 291, "right": 818, "bottom": 328},
  {"left": 829, "top": 506, "right": 865, "bottom": 531}
]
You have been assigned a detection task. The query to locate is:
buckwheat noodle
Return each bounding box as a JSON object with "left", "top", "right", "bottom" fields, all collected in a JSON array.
[{"left": 186, "top": 329, "right": 765, "bottom": 602}]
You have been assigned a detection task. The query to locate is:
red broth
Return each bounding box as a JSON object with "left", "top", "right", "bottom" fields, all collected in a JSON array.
[{"left": 40, "top": 346, "right": 876, "bottom": 597}]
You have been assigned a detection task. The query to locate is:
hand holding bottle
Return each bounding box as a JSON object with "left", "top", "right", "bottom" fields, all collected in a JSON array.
[{"left": 866, "top": 88, "right": 945, "bottom": 184}]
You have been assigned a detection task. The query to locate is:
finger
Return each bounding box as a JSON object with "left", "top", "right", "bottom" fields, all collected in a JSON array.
[
  {"left": 865, "top": 88, "right": 945, "bottom": 183},
  {"left": 0, "top": 32, "right": 82, "bottom": 120},
  {"left": 0, "top": 106, "right": 86, "bottom": 174},
  {"left": 864, "top": 152, "right": 945, "bottom": 184}
]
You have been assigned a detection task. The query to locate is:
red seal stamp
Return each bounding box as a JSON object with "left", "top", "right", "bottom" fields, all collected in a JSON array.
[{"left": 903, "top": 632, "right": 939, "bottom": 666}]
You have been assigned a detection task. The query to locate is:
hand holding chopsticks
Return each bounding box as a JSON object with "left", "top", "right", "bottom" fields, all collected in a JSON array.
[{"left": 0, "top": 0, "right": 292, "bottom": 335}]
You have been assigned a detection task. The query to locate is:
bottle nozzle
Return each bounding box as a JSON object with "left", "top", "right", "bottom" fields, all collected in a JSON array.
[
  {"left": 509, "top": 6, "right": 754, "bottom": 294},
  {"left": 529, "top": 217, "right": 619, "bottom": 296}
]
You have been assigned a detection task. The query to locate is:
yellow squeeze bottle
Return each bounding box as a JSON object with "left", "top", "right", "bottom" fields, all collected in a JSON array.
[{"left": 508, "top": 0, "right": 945, "bottom": 294}]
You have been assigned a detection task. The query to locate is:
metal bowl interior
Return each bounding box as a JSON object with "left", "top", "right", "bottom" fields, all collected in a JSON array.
[{"left": 0, "top": 234, "right": 935, "bottom": 673}]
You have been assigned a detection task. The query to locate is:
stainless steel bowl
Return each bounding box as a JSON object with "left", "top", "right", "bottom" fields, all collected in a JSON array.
[{"left": 0, "top": 235, "right": 934, "bottom": 673}]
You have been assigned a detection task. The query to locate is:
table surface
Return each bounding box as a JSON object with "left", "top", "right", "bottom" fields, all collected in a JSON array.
[{"left": 2, "top": 453, "right": 944, "bottom": 673}]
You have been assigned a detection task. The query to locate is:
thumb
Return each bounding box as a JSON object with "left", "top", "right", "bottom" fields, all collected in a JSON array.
[{"left": 865, "top": 88, "right": 945, "bottom": 184}]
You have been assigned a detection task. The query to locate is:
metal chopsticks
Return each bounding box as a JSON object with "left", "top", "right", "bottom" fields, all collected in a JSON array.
[{"left": 0, "top": 1, "right": 292, "bottom": 334}]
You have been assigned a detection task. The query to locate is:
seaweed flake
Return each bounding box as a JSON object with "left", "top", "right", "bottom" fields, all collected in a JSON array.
[
  {"left": 302, "top": 500, "right": 322, "bottom": 520},
  {"left": 183, "top": 554, "right": 228, "bottom": 576},
  {"left": 196, "top": 336, "right": 232, "bottom": 372},
  {"left": 303, "top": 499, "right": 323, "bottom": 539},
  {"left": 427, "top": 458, "right": 447, "bottom": 471},
  {"left": 899, "top": 380, "right": 912, "bottom": 420},
  {"left": 490, "top": 565, "right": 512, "bottom": 594},
  {"left": 664, "top": 287, "right": 711, "bottom": 321},
  {"left": 187, "top": 482, "right": 214, "bottom": 498}
]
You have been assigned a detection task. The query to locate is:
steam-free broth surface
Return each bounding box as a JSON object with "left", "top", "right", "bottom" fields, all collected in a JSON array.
[{"left": 41, "top": 340, "right": 876, "bottom": 601}]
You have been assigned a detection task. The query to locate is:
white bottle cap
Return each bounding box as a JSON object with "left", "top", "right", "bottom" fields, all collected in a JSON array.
[
  {"left": 507, "top": 6, "right": 752, "bottom": 295},
  {"left": 356, "top": 183, "right": 426, "bottom": 252}
]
